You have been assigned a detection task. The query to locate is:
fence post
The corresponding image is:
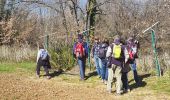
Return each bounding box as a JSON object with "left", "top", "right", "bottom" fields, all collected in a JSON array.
[
  {"left": 45, "top": 34, "right": 49, "bottom": 49},
  {"left": 151, "top": 30, "right": 161, "bottom": 76}
]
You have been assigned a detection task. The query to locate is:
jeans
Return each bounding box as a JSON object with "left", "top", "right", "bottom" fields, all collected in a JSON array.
[
  {"left": 78, "top": 58, "right": 86, "bottom": 80},
  {"left": 99, "top": 58, "right": 108, "bottom": 80},
  {"left": 107, "top": 64, "right": 122, "bottom": 94},
  {"left": 130, "top": 60, "right": 139, "bottom": 84},
  {"left": 94, "top": 55, "right": 102, "bottom": 77}
]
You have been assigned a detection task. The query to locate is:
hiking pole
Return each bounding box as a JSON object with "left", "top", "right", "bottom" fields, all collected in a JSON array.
[{"left": 143, "top": 22, "right": 161, "bottom": 77}]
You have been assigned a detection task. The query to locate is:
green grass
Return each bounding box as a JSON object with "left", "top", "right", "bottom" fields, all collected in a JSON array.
[
  {"left": 0, "top": 63, "right": 16, "bottom": 72},
  {"left": 149, "top": 76, "right": 170, "bottom": 94},
  {"left": 0, "top": 62, "right": 36, "bottom": 73}
]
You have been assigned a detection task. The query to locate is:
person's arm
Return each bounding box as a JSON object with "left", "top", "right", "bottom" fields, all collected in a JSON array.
[
  {"left": 83, "top": 42, "right": 89, "bottom": 58},
  {"left": 106, "top": 46, "right": 112, "bottom": 58},
  {"left": 124, "top": 47, "right": 129, "bottom": 63},
  {"left": 36, "top": 50, "right": 41, "bottom": 63}
]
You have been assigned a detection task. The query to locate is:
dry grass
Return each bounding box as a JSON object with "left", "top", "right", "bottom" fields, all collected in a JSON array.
[{"left": 0, "top": 45, "right": 37, "bottom": 62}]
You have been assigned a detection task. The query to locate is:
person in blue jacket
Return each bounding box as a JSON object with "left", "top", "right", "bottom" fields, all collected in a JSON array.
[{"left": 73, "top": 33, "right": 88, "bottom": 81}]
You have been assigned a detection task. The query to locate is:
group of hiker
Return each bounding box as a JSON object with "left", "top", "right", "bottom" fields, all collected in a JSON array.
[
  {"left": 72, "top": 33, "right": 140, "bottom": 95},
  {"left": 35, "top": 32, "right": 140, "bottom": 95}
]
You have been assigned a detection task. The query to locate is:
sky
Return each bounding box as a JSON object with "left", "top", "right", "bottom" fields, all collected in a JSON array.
[{"left": 79, "top": 0, "right": 88, "bottom": 10}]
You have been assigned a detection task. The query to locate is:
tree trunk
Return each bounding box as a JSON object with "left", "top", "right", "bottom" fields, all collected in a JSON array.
[
  {"left": 87, "top": 0, "right": 96, "bottom": 38},
  {"left": 0, "top": 0, "right": 6, "bottom": 20}
]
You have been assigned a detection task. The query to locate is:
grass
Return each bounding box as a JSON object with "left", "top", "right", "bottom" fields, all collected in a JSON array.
[
  {"left": 148, "top": 75, "right": 170, "bottom": 94},
  {"left": 0, "top": 62, "right": 36, "bottom": 73},
  {"left": 0, "top": 63, "right": 16, "bottom": 72},
  {"left": 0, "top": 61, "right": 170, "bottom": 95}
]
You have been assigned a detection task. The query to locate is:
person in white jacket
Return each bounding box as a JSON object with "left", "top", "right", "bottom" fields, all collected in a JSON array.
[{"left": 36, "top": 45, "right": 51, "bottom": 79}]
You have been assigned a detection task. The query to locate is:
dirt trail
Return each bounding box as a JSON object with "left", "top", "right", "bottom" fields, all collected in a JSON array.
[{"left": 0, "top": 73, "right": 169, "bottom": 100}]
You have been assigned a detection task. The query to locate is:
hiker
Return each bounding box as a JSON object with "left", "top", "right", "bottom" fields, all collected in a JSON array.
[
  {"left": 106, "top": 35, "right": 125, "bottom": 95},
  {"left": 92, "top": 37, "right": 102, "bottom": 78},
  {"left": 73, "top": 33, "right": 88, "bottom": 81},
  {"left": 121, "top": 41, "right": 131, "bottom": 93},
  {"left": 127, "top": 37, "right": 140, "bottom": 85},
  {"left": 36, "top": 44, "right": 51, "bottom": 79},
  {"left": 98, "top": 38, "right": 109, "bottom": 84}
]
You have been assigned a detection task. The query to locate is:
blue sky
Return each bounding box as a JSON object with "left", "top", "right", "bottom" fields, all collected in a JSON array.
[{"left": 79, "top": 0, "right": 88, "bottom": 10}]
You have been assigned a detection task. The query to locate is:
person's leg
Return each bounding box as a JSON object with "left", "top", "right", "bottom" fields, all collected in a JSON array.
[
  {"left": 100, "top": 59, "right": 106, "bottom": 81},
  {"left": 103, "top": 59, "right": 108, "bottom": 81},
  {"left": 82, "top": 58, "right": 86, "bottom": 78},
  {"left": 43, "top": 65, "right": 51, "bottom": 79},
  {"left": 107, "top": 66, "right": 114, "bottom": 93},
  {"left": 78, "top": 58, "right": 85, "bottom": 80},
  {"left": 133, "top": 69, "right": 139, "bottom": 84},
  {"left": 94, "top": 55, "right": 101, "bottom": 76},
  {"left": 115, "top": 66, "right": 123, "bottom": 94},
  {"left": 36, "top": 63, "right": 41, "bottom": 77},
  {"left": 131, "top": 62, "right": 139, "bottom": 84},
  {"left": 121, "top": 72, "right": 126, "bottom": 90},
  {"left": 98, "top": 58, "right": 103, "bottom": 77},
  {"left": 43, "top": 66, "right": 49, "bottom": 76}
]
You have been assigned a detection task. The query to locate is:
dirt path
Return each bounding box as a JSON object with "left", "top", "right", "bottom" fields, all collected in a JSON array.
[{"left": 0, "top": 72, "right": 169, "bottom": 100}]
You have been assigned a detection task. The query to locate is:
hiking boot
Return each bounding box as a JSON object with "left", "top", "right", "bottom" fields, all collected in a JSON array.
[
  {"left": 123, "top": 88, "right": 131, "bottom": 93},
  {"left": 101, "top": 79, "right": 104, "bottom": 83},
  {"left": 127, "top": 88, "right": 131, "bottom": 92},
  {"left": 116, "top": 90, "right": 123, "bottom": 95},
  {"left": 115, "top": 93, "right": 122, "bottom": 96},
  {"left": 47, "top": 76, "right": 51, "bottom": 79},
  {"left": 36, "top": 74, "right": 40, "bottom": 78},
  {"left": 107, "top": 89, "right": 112, "bottom": 94},
  {"left": 79, "top": 78, "right": 85, "bottom": 81},
  {"left": 104, "top": 80, "right": 107, "bottom": 85}
]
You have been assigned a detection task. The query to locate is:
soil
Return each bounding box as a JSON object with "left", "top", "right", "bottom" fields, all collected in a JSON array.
[{"left": 0, "top": 70, "right": 170, "bottom": 100}]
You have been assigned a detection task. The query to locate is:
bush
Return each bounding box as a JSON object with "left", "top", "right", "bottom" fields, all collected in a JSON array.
[{"left": 49, "top": 44, "right": 75, "bottom": 70}]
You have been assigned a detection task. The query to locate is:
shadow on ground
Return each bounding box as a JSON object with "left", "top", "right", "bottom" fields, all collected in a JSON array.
[
  {"left": 49, "top": 69, "right": 63, "bottom": 78},
  {"left": 129, "top": 73, "right": 151, "bottom": 83},
  {"left": 85, "top": 71, "right": 98, "bottom": 80},
  {"left": 129, "top": 73, "right": 151, "bottom": 90}
]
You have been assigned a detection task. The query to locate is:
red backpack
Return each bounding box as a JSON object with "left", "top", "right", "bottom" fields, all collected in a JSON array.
[
  {"left": 127, "top": 45, "right": 137, "bottom": 60},
  {"left": 128, "top": 48, "right": 134, "bottom": 60},
  {"left": 75, "top": 42, "right": 85, "bottom": 58}
]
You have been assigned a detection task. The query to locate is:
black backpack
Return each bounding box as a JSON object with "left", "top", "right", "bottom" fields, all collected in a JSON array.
[{"left": 98, "top": 43, "right": 108, "bottom": 59}]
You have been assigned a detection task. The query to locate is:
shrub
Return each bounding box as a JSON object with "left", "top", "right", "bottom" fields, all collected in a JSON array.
[{"left": 49, "top": 44, "right": 75, "bottom": 71}]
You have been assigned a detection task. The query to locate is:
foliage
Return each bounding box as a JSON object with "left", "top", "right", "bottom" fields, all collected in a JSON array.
[{"left": 49, "top": 44, "right": 75, "bottom": 70}]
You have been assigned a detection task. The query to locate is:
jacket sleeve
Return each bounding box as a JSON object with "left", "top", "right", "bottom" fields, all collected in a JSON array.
[
  {"left": 37, "top": 50, "right": 41, "bottom": 63},
  {"left": 84, "top": 42, "right": 89, "bottom": 57},
  {"left": 124, "top": 47, "right": 129, "bottom": 63},
  {"left": 106, "top": 46, "right": 112, "bottom": 58}
]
